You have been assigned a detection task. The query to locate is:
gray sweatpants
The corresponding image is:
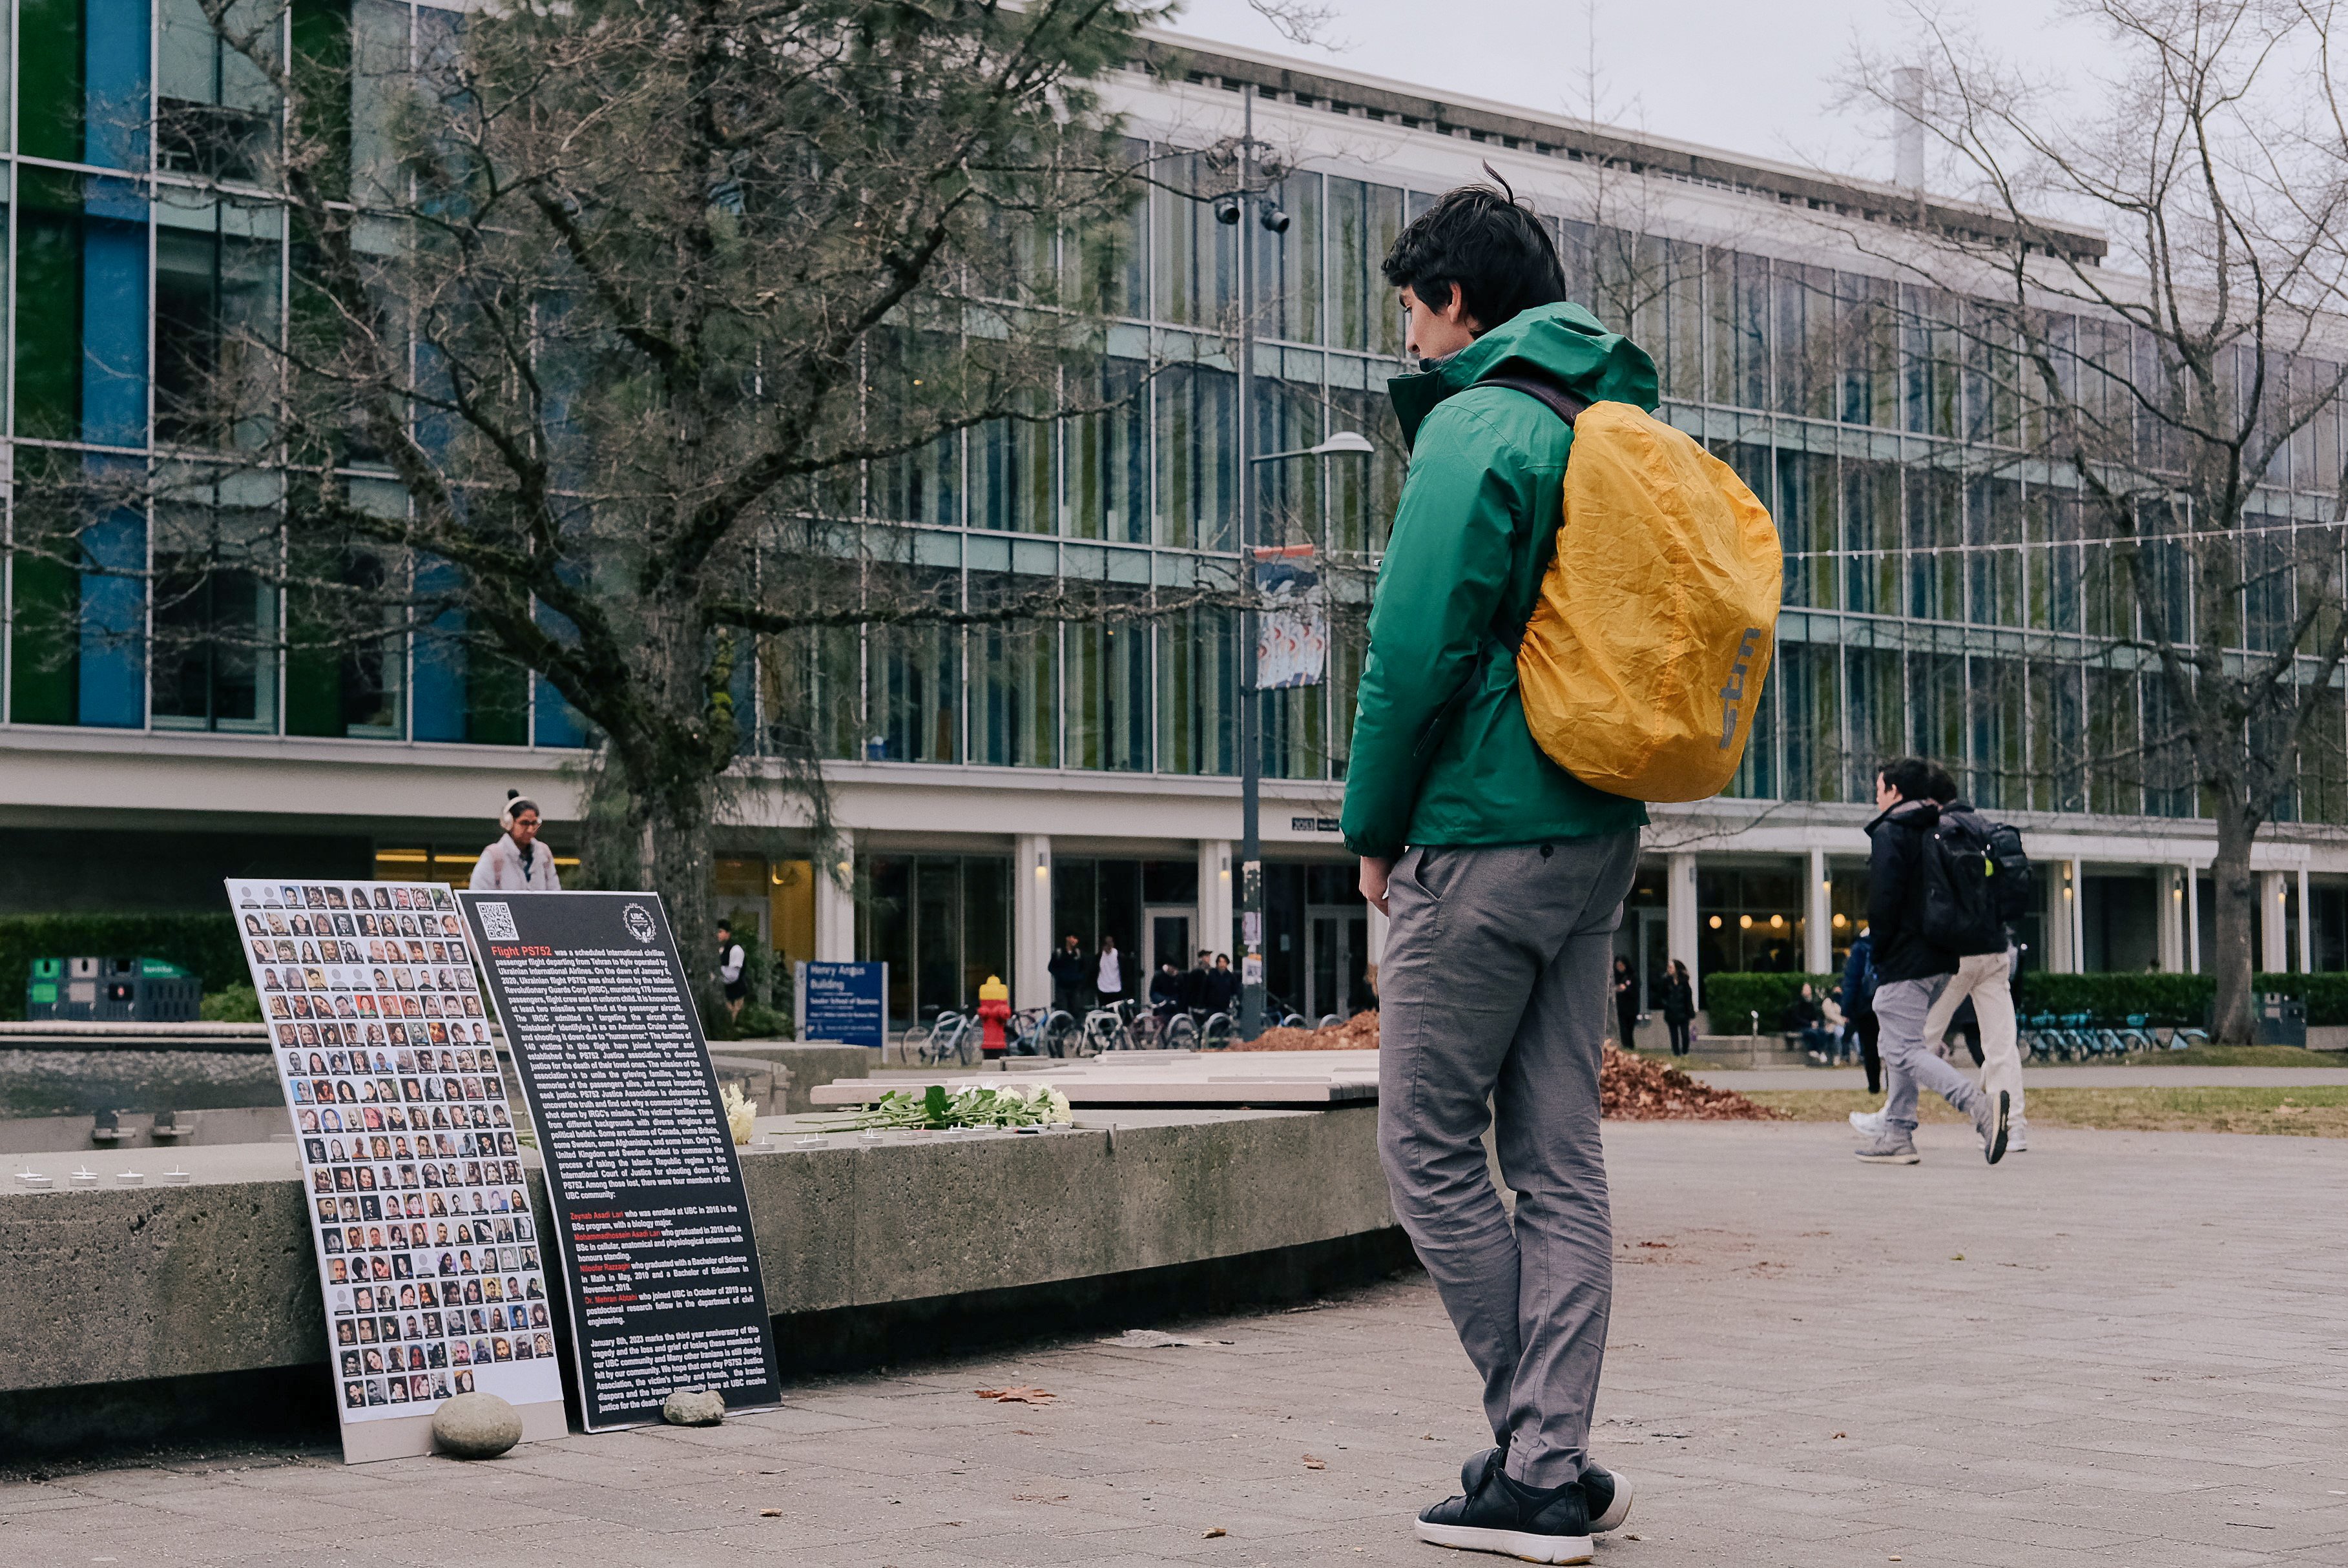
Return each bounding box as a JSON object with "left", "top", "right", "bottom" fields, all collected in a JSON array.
[
  {"left": 1376, "top": 832, "right": 1639, "bottom": 1491},
  {"left": 1876, "top": 974, "right": 1988, "bottom": 1135}
]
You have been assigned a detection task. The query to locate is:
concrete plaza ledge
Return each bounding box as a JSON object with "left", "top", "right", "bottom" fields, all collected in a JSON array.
[{"left": 0, "top": 1102, "right": 1394, "bottom": 1453}]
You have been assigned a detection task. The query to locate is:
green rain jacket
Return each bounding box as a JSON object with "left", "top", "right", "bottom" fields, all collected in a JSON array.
[{"left": 1340, "top": 302, "right": 1660, "bottom": 861}]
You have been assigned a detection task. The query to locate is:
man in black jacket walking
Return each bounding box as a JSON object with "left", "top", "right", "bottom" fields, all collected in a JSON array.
[{"left": 1855, "top": 758, "right": 2011, "bottom": 1166}]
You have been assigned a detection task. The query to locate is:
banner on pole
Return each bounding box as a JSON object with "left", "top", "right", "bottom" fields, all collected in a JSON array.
[{"left": 1254, "top": 546, "right": 1327, "bottom": 690}]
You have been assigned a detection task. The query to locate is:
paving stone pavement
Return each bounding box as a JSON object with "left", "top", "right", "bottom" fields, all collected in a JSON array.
[{"left": 7, "top": 1119, "right": 2348, "bottom": 1567}]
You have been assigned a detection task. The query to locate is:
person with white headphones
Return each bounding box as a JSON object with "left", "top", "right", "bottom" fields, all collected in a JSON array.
[{"left": 469, "top": 790, "right": 562, "bottom": 891}]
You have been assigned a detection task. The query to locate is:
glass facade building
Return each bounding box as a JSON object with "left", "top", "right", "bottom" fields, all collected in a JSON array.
[{"left": 5, "top": 21, "right": 2346, "bottom": 1029}]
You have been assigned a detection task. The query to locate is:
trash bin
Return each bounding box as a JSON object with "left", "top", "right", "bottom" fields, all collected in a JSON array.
[
  {"left": 25, "top": 957, "right": 202, "bottom": 1022},
  {"left": 2254, "top": 992, "right": 2307, "bottom": 1048}
]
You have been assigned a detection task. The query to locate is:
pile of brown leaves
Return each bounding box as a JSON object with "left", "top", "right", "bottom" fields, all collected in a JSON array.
[
  {"left": 1598, "top": 1043, "right": 1785, "bottom": 1121},
  {"left": 1228, "top": 1009, "right": 1384, "bottom": 1051},
  {"left": 1225, "top": 1012, "right": 1784, "bottom": 1122}
]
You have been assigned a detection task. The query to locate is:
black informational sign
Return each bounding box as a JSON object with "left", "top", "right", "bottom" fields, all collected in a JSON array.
[{"left": 457, "top": 891, "right": 780, "bottom": 1430}]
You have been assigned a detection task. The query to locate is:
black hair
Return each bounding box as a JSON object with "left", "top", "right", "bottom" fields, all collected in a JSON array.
[
  {"left": 716, "top": 918, "right": 732, "bottom": 933},
  {"left": 1926, "top": 765, "right": 1960, "bottom": 803},
  {"left": 1875, "top": 757, "right": 1940, "bottom": 803},
  {"left": 1381, "top": 167, "right": 1569, "bottom": 336}
]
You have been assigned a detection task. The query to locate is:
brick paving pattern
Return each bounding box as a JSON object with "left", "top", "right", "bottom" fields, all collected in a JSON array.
[{"left": 6, "top": 1119, "right": 2345, "bottom": 1566}]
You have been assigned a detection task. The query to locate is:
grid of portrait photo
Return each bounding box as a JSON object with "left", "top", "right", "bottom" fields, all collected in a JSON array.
[{"left": 229, "top": 878, "right": 565, "bottom": 1423}]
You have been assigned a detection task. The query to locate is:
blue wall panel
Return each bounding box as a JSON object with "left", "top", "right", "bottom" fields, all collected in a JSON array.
[
  {"left": 80, "top": 207, "right": 147, "bottom": 448},
  {"left": 78, "top": 504, "right": 145, "bottom": 727},
  {"left": 411, "top": 561, "right": 466, "bottom": 741},
  {"left": 532, "top": 673, "right": 585, "bottom": 748},
  {"left": 83, "top": 0, "right": 150, "bottom": 171}
]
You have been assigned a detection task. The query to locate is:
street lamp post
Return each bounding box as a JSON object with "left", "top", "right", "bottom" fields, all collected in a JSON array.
[{"left": 1221, "top": 89, "right": 1370, "bottom": 1040}]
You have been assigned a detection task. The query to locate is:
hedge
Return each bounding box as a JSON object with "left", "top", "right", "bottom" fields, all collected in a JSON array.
[
  {"left": 1698, "top": 973, "right": 1840, "bottom": 1030},
  {"left": 0, "top": 914, "right": 249, "bottom": 1021},
  {"left": 1701, "top": 969, "right": 2348, "bottom": 1029}
]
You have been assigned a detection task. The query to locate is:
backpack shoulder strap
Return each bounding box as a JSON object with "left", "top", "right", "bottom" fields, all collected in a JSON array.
[
  {"left": 1406, "top": 375, "right": 1589, "bottom": 763},
  {"left": 1480, "top": 373, "right": 1589, "bottom": 428}
]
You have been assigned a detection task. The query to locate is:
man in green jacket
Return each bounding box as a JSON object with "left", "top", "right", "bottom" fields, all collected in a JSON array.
[{"left": 1343, "top": 183, "right": 1655, "bottom": 1565}]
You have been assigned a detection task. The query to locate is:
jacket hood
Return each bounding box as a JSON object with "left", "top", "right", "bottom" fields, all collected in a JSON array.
[
  {"left": 1388, "top": 302, "right": 1661, "bottom": 447},
  {"left": 1864, "top": 799, "right": 1942, "bottom": 838}
]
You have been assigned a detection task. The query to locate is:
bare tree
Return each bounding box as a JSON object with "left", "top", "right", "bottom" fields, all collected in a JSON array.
[
  {"left": 1846, "top": 0, "right": 2348, "bottom": 1039},
  {"left": 8, "top": 0, "right": 1279, "bottom": 984}
]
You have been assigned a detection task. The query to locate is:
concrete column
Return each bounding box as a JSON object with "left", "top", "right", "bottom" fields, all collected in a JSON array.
[
  {"left": 1667, "top": 852, "right": 1700, "bottom": 1010},
  {"left": 813, "top": 837, "right": 857, "bottom": 962},
  {"left": 2263, "top": 871, "right": 2291, "bottom": 973},
  {"left": 1014, "top": 834, "right": 1054, "bottom": 1011},
  {"left": 2185, "top": 862, "right": 2201, "bottom": 974},
  {"left": 1197, "top": 839, "right": 1234, "bottom": 960},
  {"left": 1804, "top": 848, "right": 1832, "bottom": 974},
  {"left": 2157, "top": 865, "right": 2185, "bottom": 974},
  {"left": 2046, "top": 860, "right": 2081, "bottom": 973},
  {"left": 2070, "top": 859, "right": 2086, "bottom": 973},
  {"left": 2299, "top": 866, "right": 2314, "bottom": 975}
]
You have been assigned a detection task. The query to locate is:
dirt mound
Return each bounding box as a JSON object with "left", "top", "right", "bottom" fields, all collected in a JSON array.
[{"left": 1225, "top": 1012, "right": 1784, "bottom": 1122}]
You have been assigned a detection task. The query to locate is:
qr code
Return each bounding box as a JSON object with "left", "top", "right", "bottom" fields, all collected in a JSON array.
[{"left": 475, "top": 902, "right": 518, "bottom": 940}]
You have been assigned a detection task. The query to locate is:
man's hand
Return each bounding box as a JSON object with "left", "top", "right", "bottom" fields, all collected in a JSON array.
[{"left": 1359, "top": 854, "right": 1395, "bottom": 916}]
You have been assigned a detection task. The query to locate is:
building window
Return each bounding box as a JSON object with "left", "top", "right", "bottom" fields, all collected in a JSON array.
[{"left": 1697, "top": 863, "right": 1805, "bottom": 978}]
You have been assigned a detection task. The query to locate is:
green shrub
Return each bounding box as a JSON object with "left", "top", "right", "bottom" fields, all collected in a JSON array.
[
  {"left": 2011, "top": 971, "right": 2212, "bottom": 1027},
  {"left": 1698, "top": 972, "right": 1840, "bottom": 1031},
  {"left": 200, "top": 983, "right": 262, "bottom": 1023},
  {"left": 734, "top": 1000, "right": 792, "bottom": 1039},
  {"left": 0, "top": 913, "right": 248, "bottom": 1021}
]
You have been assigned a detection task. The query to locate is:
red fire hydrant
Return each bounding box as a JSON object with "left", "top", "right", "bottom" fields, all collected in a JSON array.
[{"left": 977, "top": 975, "right": 1012, "bottom": 1060}]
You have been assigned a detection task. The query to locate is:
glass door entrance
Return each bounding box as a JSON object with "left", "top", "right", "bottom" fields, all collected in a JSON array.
[
  {"left": 1142, "top": 907, "right": 1194, "bottom": 995},
  {"left": 1305, "top": 905, "right": 1370, "bottom": 1021}
]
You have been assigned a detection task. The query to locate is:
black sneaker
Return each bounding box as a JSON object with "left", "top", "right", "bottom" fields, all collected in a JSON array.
[
  {"left": 1975, "top": 1088, "right": 2011, "bottom": 1166},
  {"left": 1415, "top": 1452, "right": 1593, "bottom": 1563},
  {"left": 1579, "top": 1461, "right": 1633, "bottom": 1532}
]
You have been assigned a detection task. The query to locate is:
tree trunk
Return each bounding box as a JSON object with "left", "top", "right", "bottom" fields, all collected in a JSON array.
[{"left": 2208, "top": 796, "right": 2259, "bottom": 1046}]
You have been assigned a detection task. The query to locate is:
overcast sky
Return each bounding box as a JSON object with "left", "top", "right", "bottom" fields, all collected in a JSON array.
[{"left": 1167, "top": 0, "right": 2110, "bottom": 184}]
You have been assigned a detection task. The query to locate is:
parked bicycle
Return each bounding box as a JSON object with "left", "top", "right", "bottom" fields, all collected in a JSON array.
[
  {"left": 908, "top": 1010, "right": 974, "bottom": 1066},
  {"left": 1078, "top": 1002, "right": 1139, "bottom": 1056},
  {"left": 1006, "top": 1006, "right": 1074, "bottom": 1057}
]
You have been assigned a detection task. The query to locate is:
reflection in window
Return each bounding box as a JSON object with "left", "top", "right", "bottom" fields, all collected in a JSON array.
[
  {"left": 158, "top": 0, "right": 278, "bottom": 181},
  {"left": 1158, "top": 606, "right": 1238, "bottom": 776},
  {"left": 1067, "top": 610, "right": 1150, "bottom": 772},
  {"left": 1069, "top": 358, "right": 1148, "bottom": 542},
  {"left": 1156, "top": 364, "right": 1236, "bottom": 550},
  {"left": 156, "top": 194, "right": 282, "bottom": 448},
  {"left": 151, "top": 502, "right": 279, "bottom": 732},
  {"left": 866, "top": 619, "right": 960, "bottom": 763}
]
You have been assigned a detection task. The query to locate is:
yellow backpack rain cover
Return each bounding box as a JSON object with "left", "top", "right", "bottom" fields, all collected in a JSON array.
[{"left": 1516, "top": 401, "right": 1782, "bottom": 802}]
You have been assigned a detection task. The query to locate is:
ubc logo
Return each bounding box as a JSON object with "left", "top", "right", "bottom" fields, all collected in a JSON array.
[{"left": 1718, "top": 628, "right": 1762, "bottom": 749}]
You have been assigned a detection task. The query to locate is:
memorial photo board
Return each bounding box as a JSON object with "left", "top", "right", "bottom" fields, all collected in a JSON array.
[
  {"left": 225, "top": 878, "right": 567, "bottom": 1463},
  {"left": 458, "top": 891, "right": 782, "bottom": 1430}
]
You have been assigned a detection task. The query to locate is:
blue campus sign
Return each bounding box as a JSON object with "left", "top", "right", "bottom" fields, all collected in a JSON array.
[{"left": 797, "top": 961, "right": 888, "bottom": 1049}]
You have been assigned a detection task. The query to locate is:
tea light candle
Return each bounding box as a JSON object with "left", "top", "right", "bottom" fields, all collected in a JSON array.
[
  {"left": 161, "top": 1167, "right": 192, "bottom": 1186},
  {"left": 69, "top": 1167, "right": 99, "bottom": 1189},
  {"left": 15, "top": 1169, "right": 52, "bottom": 1190},
  {"left": 116, "top": 1171, "right": 146, "bottom": 1186}
]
